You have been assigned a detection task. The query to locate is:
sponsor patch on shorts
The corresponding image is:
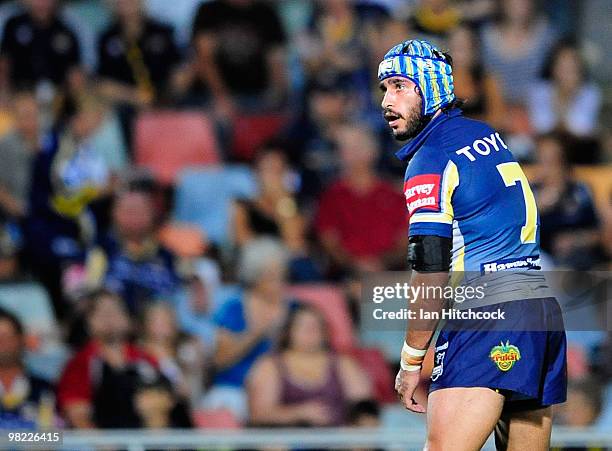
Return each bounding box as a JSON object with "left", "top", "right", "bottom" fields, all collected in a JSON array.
[{"left": 490, "top": 340, "right": 521, "bottom": 371}]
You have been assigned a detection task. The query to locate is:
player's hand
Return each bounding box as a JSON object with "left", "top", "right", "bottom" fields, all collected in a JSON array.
[{"left": 395, "top": 368, "right": 426, "bottom": 413}]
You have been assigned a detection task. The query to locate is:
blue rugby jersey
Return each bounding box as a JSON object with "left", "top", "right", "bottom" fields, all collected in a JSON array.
[{"left": 397, "top": 108, "right": 540, "bottom": 276}]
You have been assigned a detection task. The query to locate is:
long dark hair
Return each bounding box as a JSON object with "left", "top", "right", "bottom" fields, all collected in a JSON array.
[{"left": 277, "top": 303, "right": 331, "bottom": 352}]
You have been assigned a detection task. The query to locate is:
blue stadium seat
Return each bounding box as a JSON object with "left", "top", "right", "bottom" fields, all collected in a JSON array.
[{"left": 173, "top": 166, "right": 258, "bottom": 244}]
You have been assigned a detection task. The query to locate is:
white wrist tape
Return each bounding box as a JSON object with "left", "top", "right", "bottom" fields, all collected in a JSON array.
[{"left": 400, "top": 342, "right": 427, "bottom": 372}]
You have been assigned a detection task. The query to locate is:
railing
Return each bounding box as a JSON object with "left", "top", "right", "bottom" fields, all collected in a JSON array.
[{"left": 3, "top": 427, "right": 612, "bottom": 451}]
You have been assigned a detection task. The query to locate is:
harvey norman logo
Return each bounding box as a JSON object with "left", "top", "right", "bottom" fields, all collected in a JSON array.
[{"left": 403, "top": 174, "right": 440, "bottom": 215}]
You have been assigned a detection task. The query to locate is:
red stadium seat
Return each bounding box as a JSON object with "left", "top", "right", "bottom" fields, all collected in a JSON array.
[
  {"left": 231, "top": 113, "right": 288, "bottom": 161},
  {"left": 193, "top": 408, "right": 241, "bottom": 429},
  {"left": 349, "top": 347, "right": 396, "bottom": 404},
  {"left": 135, "top": 111, "right": 220, "bottom": 185},
  {"left": 286, "top": 284, "right": 355, "bottom": 352}
]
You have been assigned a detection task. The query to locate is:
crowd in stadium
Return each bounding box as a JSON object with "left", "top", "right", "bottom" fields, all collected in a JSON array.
[{"left": 0, "top": 0, "right": 610, "bottom": 442}]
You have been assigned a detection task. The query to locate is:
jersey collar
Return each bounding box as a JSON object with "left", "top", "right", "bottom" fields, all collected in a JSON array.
[{"left": 395, "top": 108, "right": 463, "bottom": 162}]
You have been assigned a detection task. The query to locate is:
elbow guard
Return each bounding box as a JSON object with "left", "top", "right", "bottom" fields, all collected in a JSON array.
[{"left": 407, "top": 235, "right": 452, "bottom": 272}]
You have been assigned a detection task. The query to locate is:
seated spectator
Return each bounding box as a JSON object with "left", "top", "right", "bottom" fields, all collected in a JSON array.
[
  {"left": 0, "top": 91, "right": 41, "bottom": 220},
  {"left": 203, "top": 238, "right": 293, "bottom": 422},
  {"left": 531, "top": 134, "right": 601, "bottom": 269},
  {"left": 348, "top": 399, "right": 381, "bottom": 427},
  {"left": 139, "top": 302, "right": 206, "bottom": 403},
  {"left": 448, "top": 25, "right": 505, "bottom": 130},
  {"left": 409, "top": 0, "right": 461, "bottom": 38},
  {"left": 528, "top": 40, "right": 602, "bottom": 162},
  {"left": 86, "top": 187, "right": 181, "bottom": 316},
  {"left": 232, "top": 145, "right": 321, "bottom": 282},
  {"left": 299, "top": 0, "right": 368, "bottom": 84},
  {"left": 480, "top": 0, "right": 556, "bottom": 110},
  {"left": 174, "top": 257, "right": 221, "bottom": 350},
  {"left": 134, "top": 373, "right": 192, "bottom": 429},
  {"left": 187, "top": 0, "right": 288, "bottom": 117},
  {"left": 57, "top": 289, "right": 163, "bottom": 429},
  {"left": 0, "top": 308, "right": 56, "bottom": 429},
  {"left": 284, "top": 72, "right": 356, "bottom": 202},
  {"left": 23, "top": 94, "right": 112, "bottom": 319},
  {"left": 556, "top": 378, "right": 602, "bottom": 428},
  {"left": 0, "top": 0, "right": 82, "bottom": 93},
  {"left": 315, "top": 124, "right": 406, "bottom": 275},
  {"left": 247, "top": 304, "right": 371, "bottom": 426},
  {"left": 97, "top": 0, "right": 180, "bottom": 108}
]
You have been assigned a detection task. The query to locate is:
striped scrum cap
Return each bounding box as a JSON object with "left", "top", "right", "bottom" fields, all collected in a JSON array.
[{"left": 378, "top": 39, "right": 455, "bottom": 116}]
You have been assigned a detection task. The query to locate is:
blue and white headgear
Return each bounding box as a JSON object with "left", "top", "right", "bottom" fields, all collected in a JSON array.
[{"left": 378, "top": 39, "right": 455, "bottom": 116}]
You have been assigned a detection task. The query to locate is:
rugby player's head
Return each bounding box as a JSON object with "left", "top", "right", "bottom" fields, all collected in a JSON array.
[{"left": 378, "top": 39, "right": 455, "bottom": 141}]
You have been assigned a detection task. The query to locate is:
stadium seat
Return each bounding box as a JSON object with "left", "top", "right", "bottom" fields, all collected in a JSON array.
[
  {"left": 173, "top": 165, "right": 258, "bottom": 244},
  {"left": 193, "top": 408, "right": 241, "bottom": 429},
  {"left": 349, "top": 347, "right": 396, "bottom": 404},
  {"left": 286, "top": 284, "right": 355, "bottom": 352},
  {"left": 231, "top": 113, "right": 289, "bottom": 161},
  {"left": 134, "top": 111, "right": 220, "bottom": 185},
  {"left": 158, "top": 222, "right": 208, "bottom": 258}
]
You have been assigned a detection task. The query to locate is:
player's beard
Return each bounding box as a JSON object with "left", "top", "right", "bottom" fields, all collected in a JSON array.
[{"left": 388, "top": 98, "right": 429, "bottom": 141}]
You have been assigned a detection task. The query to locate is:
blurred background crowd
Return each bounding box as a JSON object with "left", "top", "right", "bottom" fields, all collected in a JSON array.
[{"left": 0, "top": 0, "right": 610, "bottom": 446}]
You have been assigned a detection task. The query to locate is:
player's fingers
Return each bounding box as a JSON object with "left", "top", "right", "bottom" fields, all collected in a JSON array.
[{"left": 403, "top": 396, "right": 426, "bottom": 414}]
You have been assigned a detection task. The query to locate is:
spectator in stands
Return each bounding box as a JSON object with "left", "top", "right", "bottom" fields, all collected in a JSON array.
[
  {"left": 531, "top": 134, "right": 601, "bottom": 269},
  {"left": 134, "top": 373, "right": 192, "bottom": 429},
  {"left": 97, "top": 0, "right": 180, "bottom": 108},
  {"left": 315, "top": 124, "right": 406, "bottom": 275},
  {"left": 284, "top": 71, "right": 354, "bottom": 202},
  {"left": 86, "top": 187, "right": 181, "bottom": 316},
  {"left": 448, "top": 25, "right": 505, "bottom": 130},
  {"left": 348, "top": 399, "right": 383, "bottom": 451},
  {"left": 58, "top": 290, "right": 155, "bottom": 428},
  {"left": 0, "top": 308, "right": 56, "bottom": 429},
  {"left": 248, "top": 304, "right": 371, "bottom": 426},
  {"left": 480, "top": 0, "right": 556, "bottom": 108},
  {"left": 556, "top": 378, "right": 603, "bottom": 427},
  {"left": 174, "top": 258, "right": 220, "bottom": 352},
  {"left": 348, "top": 399, "right": 381, "bottom": 427},
  {"left": 24, "top": 94, "right": 112, "bottom": 319},
  {"left": 139, "top": 302, "right": 206, "bottom": 403},
  {"left": 528, "top": 40, "right": 602, "bottom": 162},
  {"left": 203, "top": 238, "right": 293, "bottom": 422},
  {"left": 299, "top": 0, "right": 367, "bottom": 84},
  {"left": 0, "top": 0, "right": 82, "bottom": 93},
  {"left": 0, "top": 91, "right": 41, "bottom": 220},
  {"left": 409, "top": 0, "right": 461, "bottom": 38},
  {"left": 188, "top": 0, "right": 288, "bottom": 117},
  {"left": 232, "top": 145, "right": 321, "bottom": 282}
]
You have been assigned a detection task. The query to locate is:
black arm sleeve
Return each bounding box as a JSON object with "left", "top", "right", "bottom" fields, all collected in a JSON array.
[{"left": 407, "top": 235, "right": 452, "bottom": 272}]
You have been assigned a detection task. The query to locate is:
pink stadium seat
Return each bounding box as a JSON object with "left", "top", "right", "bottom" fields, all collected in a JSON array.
[
  {"left": 349, "top": 347, "right": 396, "bottom": 404},
  {"left": 286, "top": 284, "right": 355, "bottom": 352},
  {"left": 231, "top": 113, "right": 288, "bottom": 161},
  {"left": 193, "top": 408, "right": 241, "bottom": 429},
  {"left": 135, "top": 111, "right": 220, "bottom": 185}
]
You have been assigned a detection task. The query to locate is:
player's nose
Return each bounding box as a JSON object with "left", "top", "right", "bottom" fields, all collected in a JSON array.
[{"left": 381, "top": 91, "right": 392, "bottom": 110}]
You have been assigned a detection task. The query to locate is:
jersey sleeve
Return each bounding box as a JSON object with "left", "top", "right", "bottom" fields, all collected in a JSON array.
[{"left": 404, "top": 148, "right": 459, "bottom": 238}]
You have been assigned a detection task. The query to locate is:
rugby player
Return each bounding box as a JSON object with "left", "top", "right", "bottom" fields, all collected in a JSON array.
[{"left": 378, "top": 40, "right": 567, "bottom": 450}]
